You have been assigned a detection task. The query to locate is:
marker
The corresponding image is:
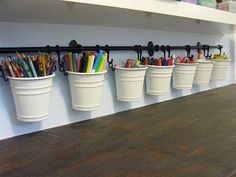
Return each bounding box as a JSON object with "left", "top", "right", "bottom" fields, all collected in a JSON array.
[
  {"left": 162, "top": 58, "right": 167, "bottom": 66},
  {"left": 151, "top": 57, "right": 155, "bottom": 65},
  {"left": 144, "top": 57, "right": 149, "bottom": 65},
  {"left": 87, "top": 55, "right": 95, "bottom": 73},
  {"left": 158, "top": 57, "right": 162, "bottom": 66},
  {"left": 96, "top": 53, "right": 106, "bottom": 72},
  {"left": 82, "top": 55, "right": 88, "bottom": 73},
  {"left": 154, "top": 58, "right": 158, "bottom": 65},
  {"left": 93, "top": 50, "right": 104, "bottom": 72}
]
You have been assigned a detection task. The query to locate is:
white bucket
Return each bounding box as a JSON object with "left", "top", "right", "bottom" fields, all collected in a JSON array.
[
  {"left": 115, "top": 66, "right": 147, "bottom": 102},
  {"left": 67, "top": 70, "right": 107, "bottom": 111},
  {"left": 193, "top": 61, "right": 215, "bottom": 85},
  {"left": 173, "top": 63, "right": 198, "bottom": 89},
  {"left": 146, "top": 65, "right": 174, "bottom": 95},
  {"left": 9, "top": 74, "right": 55, "bottom": 122},
  {"left": 211, "top": 59, "right": 230, "bottom": 81}
]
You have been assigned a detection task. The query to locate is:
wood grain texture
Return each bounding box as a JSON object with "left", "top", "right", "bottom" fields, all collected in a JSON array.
[{"left": 1, "top": 85, "right": 236, "bottom": 177}]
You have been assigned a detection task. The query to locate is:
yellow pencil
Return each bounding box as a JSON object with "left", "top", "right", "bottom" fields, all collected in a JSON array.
[{"left": 42, "top": 55, "right": 46, "bottom": 76}]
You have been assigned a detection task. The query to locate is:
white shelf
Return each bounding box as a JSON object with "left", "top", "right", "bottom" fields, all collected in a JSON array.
[
  {"left": 0, "top": 0, "right": 234, "bottom": 34},
  {"left": 62, "top": 0, "right": 236, "bottom": 25}
]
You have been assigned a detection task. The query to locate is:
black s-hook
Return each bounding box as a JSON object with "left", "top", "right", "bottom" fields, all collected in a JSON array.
[{"left": 105, "top": 45, "right": 115, "bottom": 71}]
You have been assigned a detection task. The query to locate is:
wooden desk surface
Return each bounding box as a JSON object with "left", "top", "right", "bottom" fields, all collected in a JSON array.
[{"left": 1, "top": 85, "right": 236, "bottom": 177}]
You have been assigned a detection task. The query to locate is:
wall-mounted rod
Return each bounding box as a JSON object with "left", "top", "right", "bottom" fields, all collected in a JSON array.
[
  {"left": 0, "top": 44, "right": 222, "bottom": 54},
  {"left": 0, "top": 41, "right": 224, "bottom": 77}
]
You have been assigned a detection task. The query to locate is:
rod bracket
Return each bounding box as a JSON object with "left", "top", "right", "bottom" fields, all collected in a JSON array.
[
  {"left": 135, "top": 45, "right": 142, "bottom": 60},
  {"left": 185, "top": 45, "right": 193, "bottom": 59}
]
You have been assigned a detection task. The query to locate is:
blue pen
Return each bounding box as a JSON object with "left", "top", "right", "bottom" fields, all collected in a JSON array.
[{"left": 92, "top": 50, "right": 104, "bottom": 71}]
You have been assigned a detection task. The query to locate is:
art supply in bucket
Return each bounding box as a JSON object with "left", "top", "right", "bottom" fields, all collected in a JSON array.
[
  {"left": 174, "top": 56, "right": 195, "bottom": 64},
  {"left": 114, "top": 58, "right": 142, "bottom": 69},
  {"left": 197, "top": 48, "right": 204, "bottom": 60},
  {"left": 1, "top": 53, "right": 56, "bottom": 78},
  {"left": 63, "top": 50, "right": 107, "bottom": 73},
  {"left": 140, "top": 56, "right": 173, "bottom": 66},
  {"left": 213, "top": 53, "right": 228, "bottom": 60}
]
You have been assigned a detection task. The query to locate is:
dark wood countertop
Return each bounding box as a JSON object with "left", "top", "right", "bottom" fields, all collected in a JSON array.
[{"left": 1, "top": 85, "right": 236, "bottom": 177}]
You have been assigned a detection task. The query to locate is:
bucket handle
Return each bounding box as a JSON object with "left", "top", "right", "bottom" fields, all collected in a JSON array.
[
  {"left": 135, "top": 45, "right": 142, "bottom": 60},
  {"left": 218, "top": 45, "right": 223, "bottom": 55},
  {"left": 160, "top": 45, "right": 166, "bottom": 58},
  {"left": 57, "top": 44, "right": 67, "bottom": 76},
  {"left": 166, "top": 45, "right": 171, "bottom": 58},
  {"left": 104, "top": 45, "right": 115, "bottom": 71},
  {"left": 57, "top": 44, "right": 65, "bottom": 75},
  {"left": 203, "top": 45, "right": 212, "bottom": 59},
  {"left": 185, "top": 45, "right": 194, "bottom": 60}
]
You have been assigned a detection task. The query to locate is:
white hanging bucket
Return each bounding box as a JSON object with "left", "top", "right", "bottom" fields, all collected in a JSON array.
[
  {"left": 193, "top": 61, "right": 215, "bottom": 85},
  {"left": 211, "top": 59, "right": 231, "bottom": 81},
  {"left": 146, "top": 65, "right": 174, "bottom": 95},
  {"left": 67, "top": 70, "right": 107, "bottom": 111},
  {"left": 9, "top": 73, "right": 55, "bottom": 122},
  {"left": 173, "top": 63, "right": 198, "bottom": 89},
  {"left": 115, "top": 66, "right": 147, "bottom": 102}
]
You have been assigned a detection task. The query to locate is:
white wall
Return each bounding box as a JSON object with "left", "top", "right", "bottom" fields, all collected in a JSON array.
[{"left": 0, "top": 22, "right": 234, "bottom": 140}]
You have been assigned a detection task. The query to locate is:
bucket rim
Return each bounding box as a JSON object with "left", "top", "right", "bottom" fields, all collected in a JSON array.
[
  {"left": 147, "top": 65, "right": 174, "bottom": 68},
  {"left": 115, "top": 66, "right": 148, "bottom": 71},
  {"left": 8, "top": 73, "right": 55, "bottom": 81},
  {"left": 175, "top": 63, "right": 198, "bottom": 66},
  {"left": 67, "top": 70, "right": 107, "bottom": 75}
]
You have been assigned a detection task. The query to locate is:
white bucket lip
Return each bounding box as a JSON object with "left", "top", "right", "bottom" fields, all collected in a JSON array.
[
  {"left": 67, "top": 70, "right": 107, "bottom": 75},
  {"left": 8, "top": 73, "right": 55, "bottom": 81},
  {"left": 175, "top": 62, "right": 198, "bottom": 66},
  {"left": 213, "top": 59, "right": 231, "bottom": 62},
  {"left": 196, "top": 60, "right": 215, "bottom": 64},
  {"left": 147, "top": 65, "right": 175, "bottom": 68},
  {"left": 115, "top": 66, "right": 148, "bottom": 71}
]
